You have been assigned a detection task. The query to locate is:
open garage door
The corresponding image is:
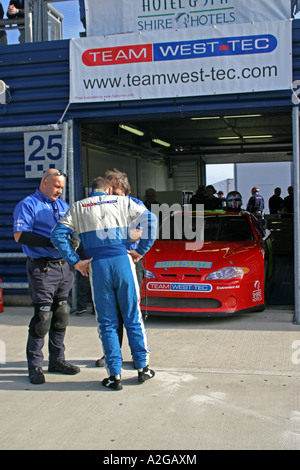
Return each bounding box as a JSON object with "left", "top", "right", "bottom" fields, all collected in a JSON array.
[
  {"left": 78, "top": 111, "right": 293, "bottom": 194},
  {"left": 77, "top": 109, "right": 296, "bottom": 314}
]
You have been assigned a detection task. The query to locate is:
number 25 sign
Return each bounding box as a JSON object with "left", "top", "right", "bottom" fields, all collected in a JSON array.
[{"left": 24, "top": 130, "right": 64, "bottom": 178}]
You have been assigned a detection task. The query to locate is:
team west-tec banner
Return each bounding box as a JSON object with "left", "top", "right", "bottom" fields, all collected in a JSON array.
[
  {"left": 84, "top": 0, "right": 291, "bottom": 37},
  {"left": 69, "top": 20, "right": 292, "bottom": 103}
]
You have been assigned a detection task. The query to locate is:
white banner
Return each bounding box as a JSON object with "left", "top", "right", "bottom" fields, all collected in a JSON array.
[
  {"left": 84, "top": 0, "right": 291, "bottom": 37},
  {"left": 69, "top": 20, "right": 292, "bottom": 104}
]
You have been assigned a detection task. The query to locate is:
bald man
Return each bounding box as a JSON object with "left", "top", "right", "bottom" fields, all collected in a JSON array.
[{"left": 13, "top": 169, "right": 80, "bottom": 384}]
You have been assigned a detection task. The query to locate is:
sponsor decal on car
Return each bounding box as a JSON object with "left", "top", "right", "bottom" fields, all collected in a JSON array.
[
  {"left": 252, "top": 280, "right": 263, "bottom": 302},
  {"left": 154, "top": 260, "right": 212, "bottom": 268},
  {"left": 216, "top": 285, "right": 240, "bottom": 290},
  {"left": 147, "top": 282, "right": 212, "bottom": 292}
]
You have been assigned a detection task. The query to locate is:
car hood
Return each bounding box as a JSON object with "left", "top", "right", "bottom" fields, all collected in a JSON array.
[{"left": 146, "top": 240, "right": 261, "bottom": 271}]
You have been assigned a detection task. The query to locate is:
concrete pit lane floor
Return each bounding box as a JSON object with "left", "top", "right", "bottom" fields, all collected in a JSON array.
[{"left": 0, "top": 304, "right": 300, "bottom": 450}]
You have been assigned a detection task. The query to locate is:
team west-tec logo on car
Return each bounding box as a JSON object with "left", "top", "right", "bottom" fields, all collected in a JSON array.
[
  {"left": 147, "top": 282, "right": 212, "bottom": 292},
  {"left": 82, "top": 35, "right": 277, "bottom": 66},
  {"left": 154, "top": 260, "right": 212, "bottom": 268}
]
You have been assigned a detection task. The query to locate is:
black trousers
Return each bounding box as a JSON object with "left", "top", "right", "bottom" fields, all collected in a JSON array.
[{"left": 26, "top": 258, "right": 74, "bottom": 368}]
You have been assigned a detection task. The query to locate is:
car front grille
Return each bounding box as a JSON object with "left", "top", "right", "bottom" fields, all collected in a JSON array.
[{"left": 141, "top": 297, "right": 222, "bottom": 309}]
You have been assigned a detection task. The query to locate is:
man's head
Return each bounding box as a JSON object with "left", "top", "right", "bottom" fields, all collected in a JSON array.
[
  {"left": 144, "top": 188, "right": 157, "bottom": 203},
  {"left": 196, "top": 185, "right": 205, "bottom": 195},
  {"left": 205, "top": 185, "right": 216, "bottom": 199},
  {"left": 92, "top": 176, "right": 112, "bottom": 194},
  {"left": 39, "top": 169, "right": 66, "bottom": 201},
  {"left": 105, "top": 168, "right": 131, "bottom": 196},
  {"left": 274, "top": 187, "right": 281, "bottom": 197}
]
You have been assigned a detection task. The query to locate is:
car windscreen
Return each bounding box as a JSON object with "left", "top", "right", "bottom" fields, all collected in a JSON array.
[{"left": 158, "top": 214, "right": 254, "bottom": 242}]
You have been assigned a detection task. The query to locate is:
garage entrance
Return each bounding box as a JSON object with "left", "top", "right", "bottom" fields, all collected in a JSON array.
[
  {"left": 79, "top": 111, "right": 292, "bottom": 192},
  {"left": 77, "top": 110, "right": 295, "bottom": 308},
  {"left": 0, "top": 14, "right": 298, "bottom": 318}
]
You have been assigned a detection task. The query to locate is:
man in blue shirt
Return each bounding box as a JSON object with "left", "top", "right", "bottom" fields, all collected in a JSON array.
[{"left": 13, "top": 169, "right": 80, "bottom": 384}]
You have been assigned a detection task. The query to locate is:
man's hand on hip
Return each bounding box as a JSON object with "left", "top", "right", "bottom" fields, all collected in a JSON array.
[{"left": 74, "top": 258, "right": 93, "bottom": 276}]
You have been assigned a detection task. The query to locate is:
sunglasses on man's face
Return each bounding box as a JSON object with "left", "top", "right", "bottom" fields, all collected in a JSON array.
[{"left": 43, "top": 171, "right": 67, "bottom": 179}]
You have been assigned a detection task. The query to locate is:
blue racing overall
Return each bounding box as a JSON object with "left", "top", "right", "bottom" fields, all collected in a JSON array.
[{"left": 51, "top": 191, "right": 157, "bottom": 377}]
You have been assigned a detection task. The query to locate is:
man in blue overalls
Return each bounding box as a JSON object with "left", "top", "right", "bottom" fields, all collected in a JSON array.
[
  {"left": 94, "top": 168, "right": 146, "bottom": 368},
  {"left": 13, "top": 169, "right": 80, "bottom": 384},
  {"left": 51, "top": 176, "right": 157, "bottom": 391}
]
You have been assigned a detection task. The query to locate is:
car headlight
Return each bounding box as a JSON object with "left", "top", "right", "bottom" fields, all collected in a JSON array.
[
  {"left": 145, "top": 270, "right": 156, "bottom": 279},
  {"left": 206, "top": 267, "right": 250, "bottom": 280}
]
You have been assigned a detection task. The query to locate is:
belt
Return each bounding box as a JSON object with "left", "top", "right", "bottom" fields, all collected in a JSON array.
[{"left": 28, "top": 257, "right": 66, "bottom": 265}]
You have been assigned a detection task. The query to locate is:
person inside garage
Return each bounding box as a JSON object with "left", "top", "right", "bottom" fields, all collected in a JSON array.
[
  {"left": 282, "top": 185, "right": 294, "bottom": 215},
  {"left": 246, "top": 186, "right": 265, "bottom": 219},
  {"left": 190, "top": 185, "right": 206, "bottom": 209},
  {"left": 143, "top": 187, "right": 160, "bottom": 212},
  {"left": 226, "top": 191, "right": 243, "bottom": 212},
  {"left": 13, "top": 169, "right": 80, "bottom": 385},
  {"left": 268, "top": 187, "right": 283, "bottom": 215},
  {"left": 203, "top": 185, "right": 223, "bottom": 211},
  {"left": 217, "top": 190, "right": 226, "bottom": 208}
]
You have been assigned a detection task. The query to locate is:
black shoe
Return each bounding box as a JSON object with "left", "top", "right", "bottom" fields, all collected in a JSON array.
[
  {"left": 28, "top": 367, "right": 45, "bottom": 385},
  {"left": 95, "top": 356, "right": 105, "bottom": 367},
  {"left": 48, "top": 360, "right": 80, "bottom": 375},
  {"left": 102, "top": 375, "right": 123, "bottom": 391},
  {"left": 138, "top": 366, "right": 155, "bottom": 383},
  {"left": 76, "top": 309, "right": 87, "bottom": 316}
]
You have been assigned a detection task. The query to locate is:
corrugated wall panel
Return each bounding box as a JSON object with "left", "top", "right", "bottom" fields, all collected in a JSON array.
[
  {"left": 1, "top": 21, "right": 300, "bottom": 291},
  {"left": 172, "top": 161, "right": 199, "bottom": 192},
  {"left": 0, "top": 41, "right": 70, "bottom": 292},
  {"left": 0, "top": 41, "right": 69, "bottom": 126}
]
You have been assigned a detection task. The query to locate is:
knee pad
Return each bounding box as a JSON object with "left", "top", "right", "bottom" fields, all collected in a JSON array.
[
  {"left": 29, "top": 305, "right": 53, "bottom": 338},
  {"left": 52, "top": 300, "right": 70, "bottom": 330}
]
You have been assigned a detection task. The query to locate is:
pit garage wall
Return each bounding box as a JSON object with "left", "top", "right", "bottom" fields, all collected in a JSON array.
[
  {"left": 81, "top": 142, "right": 169, "bottom": 200},
  {"left": 80, "top": 141, "right": 198, "bottom": 202}
]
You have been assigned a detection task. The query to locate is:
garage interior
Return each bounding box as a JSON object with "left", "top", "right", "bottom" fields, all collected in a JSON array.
[
  {"left": 78, "top": 110, "right": 294, "bottom": 307},
  {"left": 80, "top": 112, "right": 292, "bottom": 168}
]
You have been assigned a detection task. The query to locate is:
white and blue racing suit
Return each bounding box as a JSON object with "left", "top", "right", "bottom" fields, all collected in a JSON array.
[{"left": 51, "top": 190, "right": 157, "bottom": 376}]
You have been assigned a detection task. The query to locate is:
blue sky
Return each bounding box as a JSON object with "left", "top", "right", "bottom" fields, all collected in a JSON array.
[{"left": 1, "top": 0, "right": 83, "bottom": 41}]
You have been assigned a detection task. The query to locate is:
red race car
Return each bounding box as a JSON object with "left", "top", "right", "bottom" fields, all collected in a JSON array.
[{"left": 141, "top": 210, "right": 274, "bottom": 317}]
